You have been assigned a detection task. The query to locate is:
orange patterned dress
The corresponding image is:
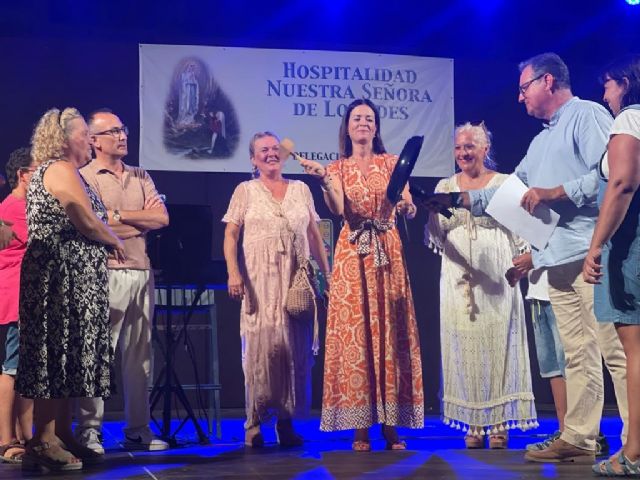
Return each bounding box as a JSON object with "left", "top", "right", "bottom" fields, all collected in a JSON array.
[{"left": 320, "top": 154, "right": 424, "bottom": 431}]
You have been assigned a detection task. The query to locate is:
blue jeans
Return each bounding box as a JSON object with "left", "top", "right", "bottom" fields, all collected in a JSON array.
[
  {"left": 530, "top": 300, "right": 565, "bottom": 378},
  {"left": 595, "top": 235, "right": 640, "bottom": 325},
  {"left": 1, "top": 322, "right": 19, "bottom": 376}
]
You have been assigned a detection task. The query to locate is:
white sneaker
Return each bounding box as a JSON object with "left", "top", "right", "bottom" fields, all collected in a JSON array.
[
  {"left": 76, "top": 427, "right": 105, "bottom": 455},
  {"left": 123, "top": 426, "right": 169, "bottom": 451}
]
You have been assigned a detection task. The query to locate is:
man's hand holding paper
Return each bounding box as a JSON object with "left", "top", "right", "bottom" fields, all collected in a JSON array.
[{"left": 485, "top": 174, "right": 560, "bottom": 250}]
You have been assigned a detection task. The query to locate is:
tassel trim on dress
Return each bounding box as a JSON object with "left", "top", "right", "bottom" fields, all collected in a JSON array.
[{"left": 442, "top": 416, "right": 539, "bottom": 436}]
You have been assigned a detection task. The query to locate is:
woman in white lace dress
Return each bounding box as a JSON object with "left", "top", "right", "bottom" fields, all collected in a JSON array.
[
  {"left": 426, "top": 123, "right": 536, "bottom": 449},
  {"left": 222, "top": 132, "right": 330, "bottom": 447}
]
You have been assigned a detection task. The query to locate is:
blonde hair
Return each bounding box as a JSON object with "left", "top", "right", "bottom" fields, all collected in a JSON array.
[
  {"left": 454, "top": 121, "right": 497, "bottom": 169},
  {"left": 30, "top": 107, "right": 83, "bottom": 165},
  {"left": 249, "top": 131, "right": 279, "bottom": 158},
  {"left": 249, "top": 131, "right": 279, "bottom": 179}
]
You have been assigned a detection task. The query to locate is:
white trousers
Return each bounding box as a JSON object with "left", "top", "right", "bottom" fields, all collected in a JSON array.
[{"left": 77, "top": 269, "right": 154, "bottom": 434}]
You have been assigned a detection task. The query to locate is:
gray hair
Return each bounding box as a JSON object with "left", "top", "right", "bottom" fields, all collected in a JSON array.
[
  {"left": 454, "top": 121, "right": 497, "bottom": 169},
  {"left": 518, "top": 52, "right": 571, "bottom": 90}
]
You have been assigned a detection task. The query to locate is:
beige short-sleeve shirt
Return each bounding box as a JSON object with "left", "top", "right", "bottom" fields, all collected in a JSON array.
[{"left": 81, "top": 160, "right": 163, "bottom": 270}]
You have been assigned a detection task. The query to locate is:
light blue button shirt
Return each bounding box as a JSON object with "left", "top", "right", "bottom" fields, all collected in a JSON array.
[{"left": 469, "top": 97, "right": 613, "bottom": 268}]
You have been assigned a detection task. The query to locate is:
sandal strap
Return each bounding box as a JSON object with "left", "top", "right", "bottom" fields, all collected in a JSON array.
[
  {"left": 0, "top": 442, "right": 26, "bottom": 456},
  {"left": 618, "top": 452, "right": 640, "bottom": 474},
  {"left": 27, "top": 442, "right": 77, "bottom": 465},
  {"left": 596, "top": 452, "right": 640, "bottom": 476},
  {"left": 29, "top": 442, "right": 50, "bottom": 453}
]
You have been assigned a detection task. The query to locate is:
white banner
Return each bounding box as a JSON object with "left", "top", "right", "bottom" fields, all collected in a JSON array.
[{"left": 139, "top": 44, "right": 454, "bottom": 177}]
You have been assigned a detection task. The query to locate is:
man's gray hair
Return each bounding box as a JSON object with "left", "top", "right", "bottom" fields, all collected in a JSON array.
[{"left": 518, "top": 52, "right": 571, "bottom": 90}]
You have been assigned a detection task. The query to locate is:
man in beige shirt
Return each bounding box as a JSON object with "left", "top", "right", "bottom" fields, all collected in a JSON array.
[{"left": 77, "top": 109, "right": 170, "bottom": 453}]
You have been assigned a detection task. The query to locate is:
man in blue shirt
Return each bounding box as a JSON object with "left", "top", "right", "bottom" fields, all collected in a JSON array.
[{"left": 426, "top": 53, "right": 628, "bottom": 464}]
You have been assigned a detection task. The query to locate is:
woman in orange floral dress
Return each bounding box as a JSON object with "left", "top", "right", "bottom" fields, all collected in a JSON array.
[{"left": 299, "top": 99, "right": 424, "bottom": 451}]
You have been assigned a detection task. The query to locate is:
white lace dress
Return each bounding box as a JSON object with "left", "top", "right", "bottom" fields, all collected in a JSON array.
[
  {"left": 426, "top": 173, "right": 537, "bottom": 436},
  {"left": 223, "top": 179, "right": 319, "bottom": 428}
]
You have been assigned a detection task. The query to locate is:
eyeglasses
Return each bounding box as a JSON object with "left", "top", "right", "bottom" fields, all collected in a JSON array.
[
  {"left": 518, "top": 73, "right": 546, "bottom": 95},
  {"left": 19, "top": 167, "right": 36, "bottom": 174},
  {"left": 92, "top": 125, "right": 129, "bottom": 137}
]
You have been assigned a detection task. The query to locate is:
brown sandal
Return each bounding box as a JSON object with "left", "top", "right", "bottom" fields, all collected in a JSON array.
[
  {"left": 489, "top": 433, "right": 508, "bottom": 449},
  {"left": 0, "top": 442, "right": 25, "bottom": 464},
  {"left": 22, "top": 441, "right": 83, "bottom": 473},
  {"left": 352, "top": 440, "right": 371, "bottom": 452},
  {"left": 386, "top": 440, "right": 407, "bottom": 450},
  {"left": 464, "top": 434, "right": 485, "bottom": 449},
  {"left": 382, "top": 425, "right": 407, "bottom": 450}
]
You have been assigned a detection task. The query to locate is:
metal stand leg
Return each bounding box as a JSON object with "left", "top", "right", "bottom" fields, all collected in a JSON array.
[
  {"left": 208, "top": 301, "right": 222, "bottom": 439},
  {"left": 150, "top": 285, "right": 209, "bottom": 445}
]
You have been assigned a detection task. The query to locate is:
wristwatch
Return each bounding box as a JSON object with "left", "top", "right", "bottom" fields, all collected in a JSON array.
[
  {"left": 112, "top": 210, "right": 121, "bottom": 222},
  {"left": 449, "top": 192, "right": 463, "bottom": 207}
]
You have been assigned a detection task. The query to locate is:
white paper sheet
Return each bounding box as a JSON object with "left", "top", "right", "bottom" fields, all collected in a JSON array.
[{"left": 485, "top": 174, "right": 559, "bottom": 250}]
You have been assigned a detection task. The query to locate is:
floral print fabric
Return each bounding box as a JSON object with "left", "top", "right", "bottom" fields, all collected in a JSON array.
[
  {"left": 16, "top": 159, "right": 112, "bottom": 399},
  {"left": 320, "top": 154, "right": 424, "bottom": 431}
]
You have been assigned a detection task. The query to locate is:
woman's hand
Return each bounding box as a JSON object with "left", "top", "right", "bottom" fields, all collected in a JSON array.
[
  {"left": 298, "top": 158, "right": 327, "bottom": 180},
  {"left": 582, "top": 246, "right": 603, "bottom": 284},
  {"left": 227, "top": 271, "right": 245, "bottom": 301},
  {"left": 300, "top": 158, "right": 343, "bottom": 214},
  {"left": 112, "top": 238, "right": 127, "bottom": 263},
  {"left": 396, "top": 200, "right": 417, "bottom": 219}
]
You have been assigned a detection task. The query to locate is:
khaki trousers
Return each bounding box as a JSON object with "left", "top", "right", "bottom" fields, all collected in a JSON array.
[
  {"left": 77, "top": 269, "right": 154, "bottom": 435},
  {"left": 548, "top": 260, "right": 627, "bottom": 451}
]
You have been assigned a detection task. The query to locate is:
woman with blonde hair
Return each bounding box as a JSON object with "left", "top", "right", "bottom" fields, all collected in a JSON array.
[
  {"left": 223, "top": 131, "right": 330, "bottom": 447},
  {"left": 16, "top": 107, "right": 124, "bottom": 473},
  {"left": 426, "top": 122, "right": 536, "bottom": 449}
]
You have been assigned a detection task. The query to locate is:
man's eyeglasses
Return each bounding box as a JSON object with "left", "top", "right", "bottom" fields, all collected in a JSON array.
[
  {"left": 19, "top": 167, "right": 36, "bottom": 174},
  {"left": 518, "top": 73, "right": 546, "bottom": 95},
  {"left": 92, "top": 126, "right": 129, "bottom": 137}
]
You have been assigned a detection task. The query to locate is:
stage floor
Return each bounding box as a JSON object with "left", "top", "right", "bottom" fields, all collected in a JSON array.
[{"left": 0, "top": 413, "right": 623, "bottom": 479}]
